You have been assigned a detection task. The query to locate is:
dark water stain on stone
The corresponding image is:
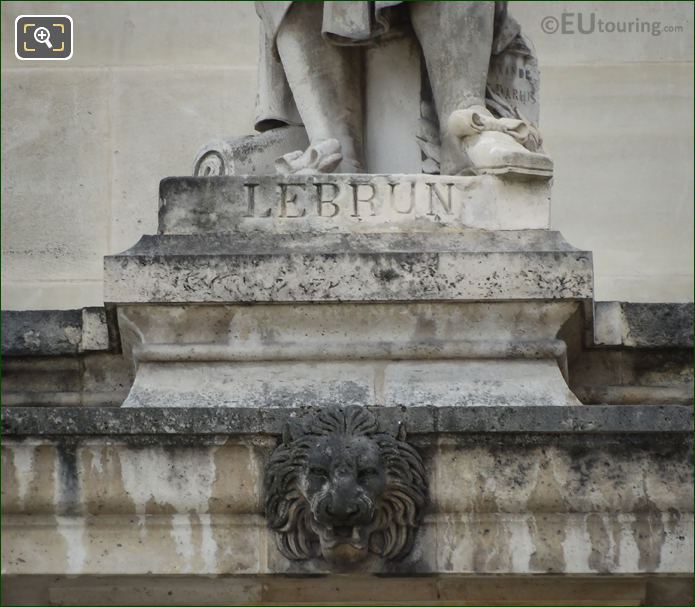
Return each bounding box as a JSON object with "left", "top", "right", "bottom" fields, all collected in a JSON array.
[
  {"left": 632, "top": 496, "right": 665, "bottom": 572},
  {"left": 376, "top": 268, "right": 400, "bottom": 282},
  {"left": 587, "top": 512, "right": 614, "bottom": 573},
  {"left": 56, "top": 441, "right": 80, "bottom": 515},
  {"left": 529, "top": 515, "right": 566, "bottom": 573},
  {"left": 473, "top": 521, "right": 507, "bottom": 572},
  {"left": 414, "top": 316, "right": 437, "bottom": 340}
]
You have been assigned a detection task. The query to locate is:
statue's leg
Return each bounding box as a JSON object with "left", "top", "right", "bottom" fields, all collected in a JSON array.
[
  {"left": 410, "top": 1, "right": 493, "bottom": 122},
  {"left": 410, "top": 1, "right": 493, "bottom": 175},
  {"left": 410, "top": 1, "right": 551, "bottom": 176},
  {"left": 276, "top": 2, "right": 365, "bottom": 174}
]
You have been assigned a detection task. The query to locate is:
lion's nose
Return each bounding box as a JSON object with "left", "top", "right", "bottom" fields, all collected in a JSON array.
[
  {"left": 326, "top": 498, "right": 360, "bottom": 518},
  {"left": 326, "top": 501, "right": 358, "bottom": 518}
]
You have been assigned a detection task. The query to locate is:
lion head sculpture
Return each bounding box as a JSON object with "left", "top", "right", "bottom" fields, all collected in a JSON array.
[{"left": 264, "top": 406, "right": 427, "bottom": 565}]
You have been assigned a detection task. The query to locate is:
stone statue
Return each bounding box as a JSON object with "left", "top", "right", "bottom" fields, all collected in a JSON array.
[
  {"left": 264, "top": 406, "right": 427, "bottom": 565},
  {"left": 254, "top": 1, "right": 551, "bottom": 177}
]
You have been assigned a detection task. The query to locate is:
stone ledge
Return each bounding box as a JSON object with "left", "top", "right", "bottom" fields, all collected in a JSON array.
[
  {"left": 1, "top": 308, "right": 112, "bottom": 356},
  {"left": 2, "top": 573, "right": 692, "bottom": 606},
  {"left": 112, "top": 230, "right": 581, "bottom": 256},
  {"left": 104, "top": 231, "right": 593, "bottom": 304},
  {"left": 5, "top": 301, "right": 691, "bottom": 357},
  {"left": 594, "top": 302, "right": 693, "bottom": 348},
  {"left": 3, "top": 405, "right": 691, "bottom": 437}
]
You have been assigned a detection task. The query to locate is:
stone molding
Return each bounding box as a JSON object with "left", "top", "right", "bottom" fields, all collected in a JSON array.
[
  {"left": 1, "top": 308, "right": 111, "bottom": 356},
  {"left": 103, "top": 231, "right": 593, "bottom": 304},
  {"left": 3, "top": 405, "right": 691, "bottom": 438},
  {"left": 3, "top": 302, "right": 690, "bottom": 357},
  {"left": 593, "top": 301, "right": 693, "bottom": 348}
]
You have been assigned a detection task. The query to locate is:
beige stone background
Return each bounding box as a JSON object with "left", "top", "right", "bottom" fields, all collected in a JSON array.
[{"left": 1, "top": 1, "right": 693, "bottom": 309}]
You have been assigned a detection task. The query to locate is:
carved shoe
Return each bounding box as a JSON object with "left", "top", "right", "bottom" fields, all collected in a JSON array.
[
  {"left": 275, "top": 138, "right": 343, "bottom": 175},
  {"left": 445, "top": 106, "right": 553, "bottom": 177}
]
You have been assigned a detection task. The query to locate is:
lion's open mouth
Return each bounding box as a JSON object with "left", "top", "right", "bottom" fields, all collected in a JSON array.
[
  {"left": 333, "top": 525, "right": 353, "bottom": 539},
  {"left": 320, "top": 524, "right": 366, "bottom": 549}
]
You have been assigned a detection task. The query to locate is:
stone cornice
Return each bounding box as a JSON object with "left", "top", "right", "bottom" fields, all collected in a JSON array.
[{"left": 3, "top": 405, "right": 691, "bottom": 437}]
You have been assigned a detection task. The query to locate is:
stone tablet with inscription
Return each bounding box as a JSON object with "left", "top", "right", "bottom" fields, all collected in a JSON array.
[{"left": 158, "top": 173, "right": 551, "bottom": 235}]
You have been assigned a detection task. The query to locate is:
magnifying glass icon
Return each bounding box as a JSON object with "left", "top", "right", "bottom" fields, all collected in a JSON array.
[{"left": 33, "top": 27, "right": 53, "bottom": 49}]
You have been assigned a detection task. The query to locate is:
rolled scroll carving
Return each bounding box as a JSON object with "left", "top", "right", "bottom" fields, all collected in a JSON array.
[{"left": 264, "top": 406, "right": 427, "bottom": 565}]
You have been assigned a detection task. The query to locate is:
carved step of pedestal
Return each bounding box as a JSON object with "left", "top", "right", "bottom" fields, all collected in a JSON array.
[
  {"left": 104, "top": 230, "right": 592, "bottom": 305},
  {"left": 114, "top": 301, "right": 584, "bottom": 409}
]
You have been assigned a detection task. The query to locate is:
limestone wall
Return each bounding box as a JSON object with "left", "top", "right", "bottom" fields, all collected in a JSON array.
[
  {"left": 1, "top": 1, "right": 693, "bottom": 309},
  {"left": 3, "top": 407, "right": 693, "bottom": 580}
]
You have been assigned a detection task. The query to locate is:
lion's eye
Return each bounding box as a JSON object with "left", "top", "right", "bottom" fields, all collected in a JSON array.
[
  {"left": 309, "top": 466, "right": 328, "bottom": 478},
  {"left": 358, "top": 468, "right": 378, "bottom": 480}
]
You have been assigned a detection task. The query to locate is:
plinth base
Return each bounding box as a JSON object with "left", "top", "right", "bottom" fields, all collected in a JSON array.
[
  {"left": 116, "top": 301, "right": 582, "bottom": 408},
  {"left": 105, "top": 174, "right": 592, "bottom": 409}
]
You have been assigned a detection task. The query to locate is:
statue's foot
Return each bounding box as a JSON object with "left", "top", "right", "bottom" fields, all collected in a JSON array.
[
  {"left": 275, "top": 138, "right": 343, "bottom": 175},
  {"left": 454, "top": 131, "right": 553, "bottom": 177},
  {"left": 442, "top": 106, "right": 553, "bottom": 177}
]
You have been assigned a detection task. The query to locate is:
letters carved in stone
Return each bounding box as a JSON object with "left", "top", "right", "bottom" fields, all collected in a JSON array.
[
  {"left": 240, "top": 180, "right": 457, "bottom": 220},
  {"left": 264, "top": 406, "right": 427, "bottom": 565}
]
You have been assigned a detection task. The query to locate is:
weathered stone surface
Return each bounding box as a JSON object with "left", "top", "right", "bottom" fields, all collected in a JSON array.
[
  {"left": 2, "top": 0, "right": 692, "bottom": 596},
  {"left": 159, "top": 174, "right": 551, "bottom": 234},
  {"left": 1, "top": 358, "right": 83, "bottom": 406},
  {"left": 2, "top": 308, "right": 111, "bottom": 357},
  {"left": 3, "top": 405, "right": 691, "bottom": 437},
  {"left": 193, "top": 126, "right": 309, "bottom": 178},
  {"left": 104, "top": 231, "right": 593, "bottom": 304},
  {"left": 577, "top": 302, "right": 694, "bottom": 405},
  {"left": 2, "top": 310, "right": 82, "bottom": 356},
  {"left": 121, "top": 301, "right": 576, "bottom": 357},
  {"left": 2, "top": 412, "right": 692, "bottom": 576},
  {"left": 621, "top": 303, "right": 693, "bottom": 348},
  {"left": 593, "top": 301, "right": 623, "bottom": 346},
  {"left": 119, "top": 359, "right": 579, "bottom": 409},
  {"left": 80, "top": 308, "right": 110, "bottom": 351},
  {"left": 593, "top": 302, "right": 693, "bottom": 348},
  {"left": 1, "top": 308, "right": 130, "bottom": 407},
  {"left": 12, "top": 301, "right": 691, "bottom": 361},
  {"left": 569, "top": 348, "right": 693, "bottom": 406},
  {"left": 5, "top": 574, "right": 691, "bottom": 606},
  {"left": 2, "top": 354, "right": 133, "bottom": 408},
  {"left": 113, "top": 300, "right": 582, "bottom": 409}
]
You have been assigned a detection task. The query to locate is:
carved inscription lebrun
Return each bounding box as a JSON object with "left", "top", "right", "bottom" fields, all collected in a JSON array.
[
  {"left": 264, "top": 406, "right": 428, "bottom": 566},
  {"left": 240, "top": 179, "right": 459, "bottom": 220}
]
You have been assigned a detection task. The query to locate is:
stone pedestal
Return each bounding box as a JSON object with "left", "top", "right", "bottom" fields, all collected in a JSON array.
[{"left": 104, "top": 174, "right": 591, "bottom": 410}]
